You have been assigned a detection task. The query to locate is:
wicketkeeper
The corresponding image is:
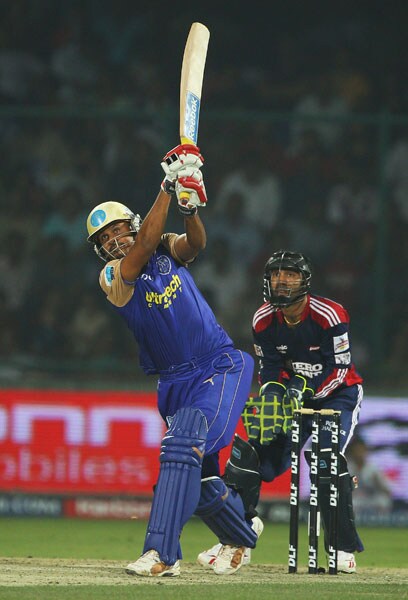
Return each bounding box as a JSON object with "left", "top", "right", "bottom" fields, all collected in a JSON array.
[{"left": 198, "top": 250, "right": 364, "bottom": 573}]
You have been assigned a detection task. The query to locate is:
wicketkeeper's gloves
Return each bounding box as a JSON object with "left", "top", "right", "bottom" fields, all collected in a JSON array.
[
  {"left": 242, "top": 381, "right": 287, "bottom": 444},
  {"left": 282, "top": 374, "right": 314, "bottom": 430}
]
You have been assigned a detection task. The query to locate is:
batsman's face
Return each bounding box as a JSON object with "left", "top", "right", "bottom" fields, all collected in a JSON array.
[
  {"left": 271, "top": 269, "right": 302, "bottom": 299},
  {"left": 98, "top": 221, "right": 135, "bottom": 259}
]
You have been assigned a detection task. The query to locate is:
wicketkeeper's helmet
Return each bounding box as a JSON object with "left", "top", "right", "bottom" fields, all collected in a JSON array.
[
  {"left": 86, "top": 201, "right": 142, "bottom": 261},
  {"left": 263, "top": 249, "right": 312, "bottom": 307}
]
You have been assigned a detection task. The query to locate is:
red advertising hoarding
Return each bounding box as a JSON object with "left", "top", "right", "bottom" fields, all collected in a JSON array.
[
  {"left": 0, "top": 390, "right": 164, "bottom": 495},
  {"left": 0, "top": 389, "right": 290, "bottom": 498}
]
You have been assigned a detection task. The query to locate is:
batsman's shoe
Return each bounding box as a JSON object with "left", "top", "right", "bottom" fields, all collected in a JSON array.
[
  {"left": 197, "top": 543, "right": 251, "bottom": 568},
  {"left": 212, "top": 516, "right": 264, "bottom": 576},
  {"left": 197, "top": 516, "right": 263, "bottom": 569},
  {"left": 125, "top": 550, "right": 180, "bottom": 577},
  {"left": 213, "top": 545, "right": 246, "bottom": 575},
  {"left": 337, "top": 551, "right": 356, "bottom": 573}
]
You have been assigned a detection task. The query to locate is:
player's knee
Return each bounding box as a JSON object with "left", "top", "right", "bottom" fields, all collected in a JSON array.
[
  {"left": 195, "top": 476, "right": 227, "bottom": 517},
  {"left": 161, "top": 407, "right": 208, "bottom": 468}
]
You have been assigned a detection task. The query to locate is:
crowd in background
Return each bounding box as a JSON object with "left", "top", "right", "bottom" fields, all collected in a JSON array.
[{"left": 1, "top": 2, "right": 407, "bottom": 389}]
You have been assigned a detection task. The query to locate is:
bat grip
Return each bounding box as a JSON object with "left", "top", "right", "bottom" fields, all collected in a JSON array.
[{"left": 179, "top": 136, "right": 195, "bottom": 204}]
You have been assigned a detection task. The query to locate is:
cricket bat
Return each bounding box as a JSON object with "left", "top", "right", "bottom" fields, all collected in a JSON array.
[{"left": 179, "top": 22, "right": 210, "bottom": 202}]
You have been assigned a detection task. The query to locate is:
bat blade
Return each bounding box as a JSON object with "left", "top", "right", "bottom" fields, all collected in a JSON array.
[{"left": 180, "top": 22, "right": 210, "bottom": 146}]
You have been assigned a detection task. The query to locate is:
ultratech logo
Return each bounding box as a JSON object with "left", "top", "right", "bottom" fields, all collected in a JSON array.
[{"left": 145, "top": 274, "right": 182, "bottom": 309}]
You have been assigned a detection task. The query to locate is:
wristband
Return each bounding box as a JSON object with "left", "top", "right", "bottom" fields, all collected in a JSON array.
[
  {"left": 161, "top": 177, "right": 176, "bottom": 195},
  {"left": 178, "top": 204, "right": 198, "bottom": 217}
]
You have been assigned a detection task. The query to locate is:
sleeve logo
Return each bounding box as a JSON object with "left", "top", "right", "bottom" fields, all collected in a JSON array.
[
  {"left": 333, "top": 333, "right": 349, "bottom": 353},
  {"left": 254, "top": 344, "right": 264, "bottom": 357},
  {"left": 335, "top": 352, "right": 351, "bottom": 365},
  {"left": 104, "top": 266, "right": 115, "bottom": 287}
]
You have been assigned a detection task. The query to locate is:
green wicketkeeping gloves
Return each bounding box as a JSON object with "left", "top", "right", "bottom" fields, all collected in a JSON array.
[
  {"left": 282, "top": 374, "right": 314, "bottom": 431},
  {"left": 242, "top": 376, "right": 314, "bottom": 444}
]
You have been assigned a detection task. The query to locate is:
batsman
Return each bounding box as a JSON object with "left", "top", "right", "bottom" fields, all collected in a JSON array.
[{"left": 199, "top": 250, "right": 364, "bottom": 573}]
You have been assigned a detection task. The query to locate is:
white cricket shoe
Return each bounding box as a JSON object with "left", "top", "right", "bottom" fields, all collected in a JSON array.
[
  {"left": 197, "top": 516, "right": 263, "bottom": 570},
  {"left": 197, "top": 543, "right": 251, "bottom": 567},
  {"left": 125, "top": 549, "right": 180, "bottom": 577},
  {"left": 337, "top": 551, "right": 356, "bottom": 573},
  {"left": 212, "top": 516, "right": 264, "bottom": 576}
]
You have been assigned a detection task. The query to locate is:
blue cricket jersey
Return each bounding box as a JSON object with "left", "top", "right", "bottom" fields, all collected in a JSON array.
[{"left": 100, "top": 242, "right": 233, "bottom": 374}]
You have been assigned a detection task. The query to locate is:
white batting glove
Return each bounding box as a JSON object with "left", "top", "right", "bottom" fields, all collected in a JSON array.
[
  {"left": 176, "top": 169, "right": 207, "bottom": 216},
  {"left": 161, "top": 144, "right": 204, "bottom": 178}
]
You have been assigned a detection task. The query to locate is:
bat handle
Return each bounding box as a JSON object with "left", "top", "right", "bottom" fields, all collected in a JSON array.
[
  {"left": 179, "top": 135, "right": 196, "bottom": 203},
  {"left": 179, "top": 191, "right": 190, "bottom": 203}
]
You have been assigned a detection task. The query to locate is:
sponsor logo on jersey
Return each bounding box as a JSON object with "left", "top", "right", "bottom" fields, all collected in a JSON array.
[
  {"left": 145, "top": 274, "right": 182, "bottom": 309},
  {"left": 292, "top": 362, "right": 323, "bottom": 377},
  {"left": 335, "top": 351, "right": 351, "bottom": 365},
  {"left": 156, "top": 255, "right": 172, "bottom": 275},
  {"left": 333, "top": 333, "right": 349, "bottom": 353},
  {"left": 309, "top": 346, "right": 320, "bottom": 351},
  {"left": 276, "top": 345, "right": 288, "bottom": 353},
  {"left": 254, "top": 344, "right": 264, "bottom": 357},
  {"left": 104, "top": 266, "right": 115, "bottom": 287}
]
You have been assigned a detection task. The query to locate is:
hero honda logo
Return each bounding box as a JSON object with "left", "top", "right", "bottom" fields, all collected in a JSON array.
[
  {"left": 184, "top": 91, "right": 200, "bottom": 143},
  {"left": 0, "top": 404, "right": 164, "bottom": 447}
]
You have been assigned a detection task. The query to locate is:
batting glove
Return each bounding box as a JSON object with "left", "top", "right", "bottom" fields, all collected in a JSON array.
[
  {"left": 161, "top": 176, "right": 176, "bottom": 195},
  {"left": 176, "top": 169, "right": 207, "bottom": 215},
  {"left": 161, "top": 143, "right": 204, "bottom": 178}
]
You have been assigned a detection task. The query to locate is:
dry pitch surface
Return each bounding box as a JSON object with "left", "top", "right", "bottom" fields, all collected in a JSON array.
[{"left": 0, "top": 558, "right": 407, "bottom": 587}]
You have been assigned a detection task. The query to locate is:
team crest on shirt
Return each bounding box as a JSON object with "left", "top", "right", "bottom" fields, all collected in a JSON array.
[{"left": 156, "top": 255, "right": 171, "bottom": 275}]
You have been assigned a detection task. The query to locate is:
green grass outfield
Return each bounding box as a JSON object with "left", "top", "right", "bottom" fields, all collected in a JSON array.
[{"left": 0, "top": 517, "right": 407, "bottom": 599}]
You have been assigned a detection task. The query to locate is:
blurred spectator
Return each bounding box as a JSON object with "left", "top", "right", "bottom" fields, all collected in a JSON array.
[
  {"left": 325, "top": 163, "right": 378, "bottom": 229},
  {"left": 206, "top": 190, "right": 262, "bottom": 268},
  {"left": 0, "top": 230, "right": 34, "bottom": 311},
  {"left": 26, "top": 289, "right": 69, "bottom": 358},
  {"left": 30, "top": 122, "right": 80, "bottom": 193},
  {"left": 103, "top": 126, "right": 161, "bottom": 215},
  {"left": 385, "top": 136, "right": 408, "bottom": 223},
  {"left": 193, "top": 238, "right": 247, "bottom": 331},
  {"left": 41, "top": 185, "right": 88, "bottom": 252},
  {"left": 0, "top": 50, "right": 47, "bottom": 103},
  {"left": 319, "top": 231, "right": 363, "bottom": 314},
  {"left": 290, "top": 71, "right": 349, "bottom": 152},
  {"left": 0, "top": 290, "right": 20, "bottom": 356},
  {"left": 49, "top": 5, "right": 101, "bottom": 104},
  {"left": 213, "top": 139, "right": 283, "bottom": 234},
  {"left": 68, "top": 292, "right": 112, "bottom": 358},
  {"left": 283, "top": 129, "right": 333, "bottom": 220},
  {"left": 331, "top": 47, "right": 373, "bottom": 112},
  {"left": 346, "top": 436, "right": 393, "bottom": 517},
  {"left": 0, "top": 170, "right": 49, "bottom": 252}
]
